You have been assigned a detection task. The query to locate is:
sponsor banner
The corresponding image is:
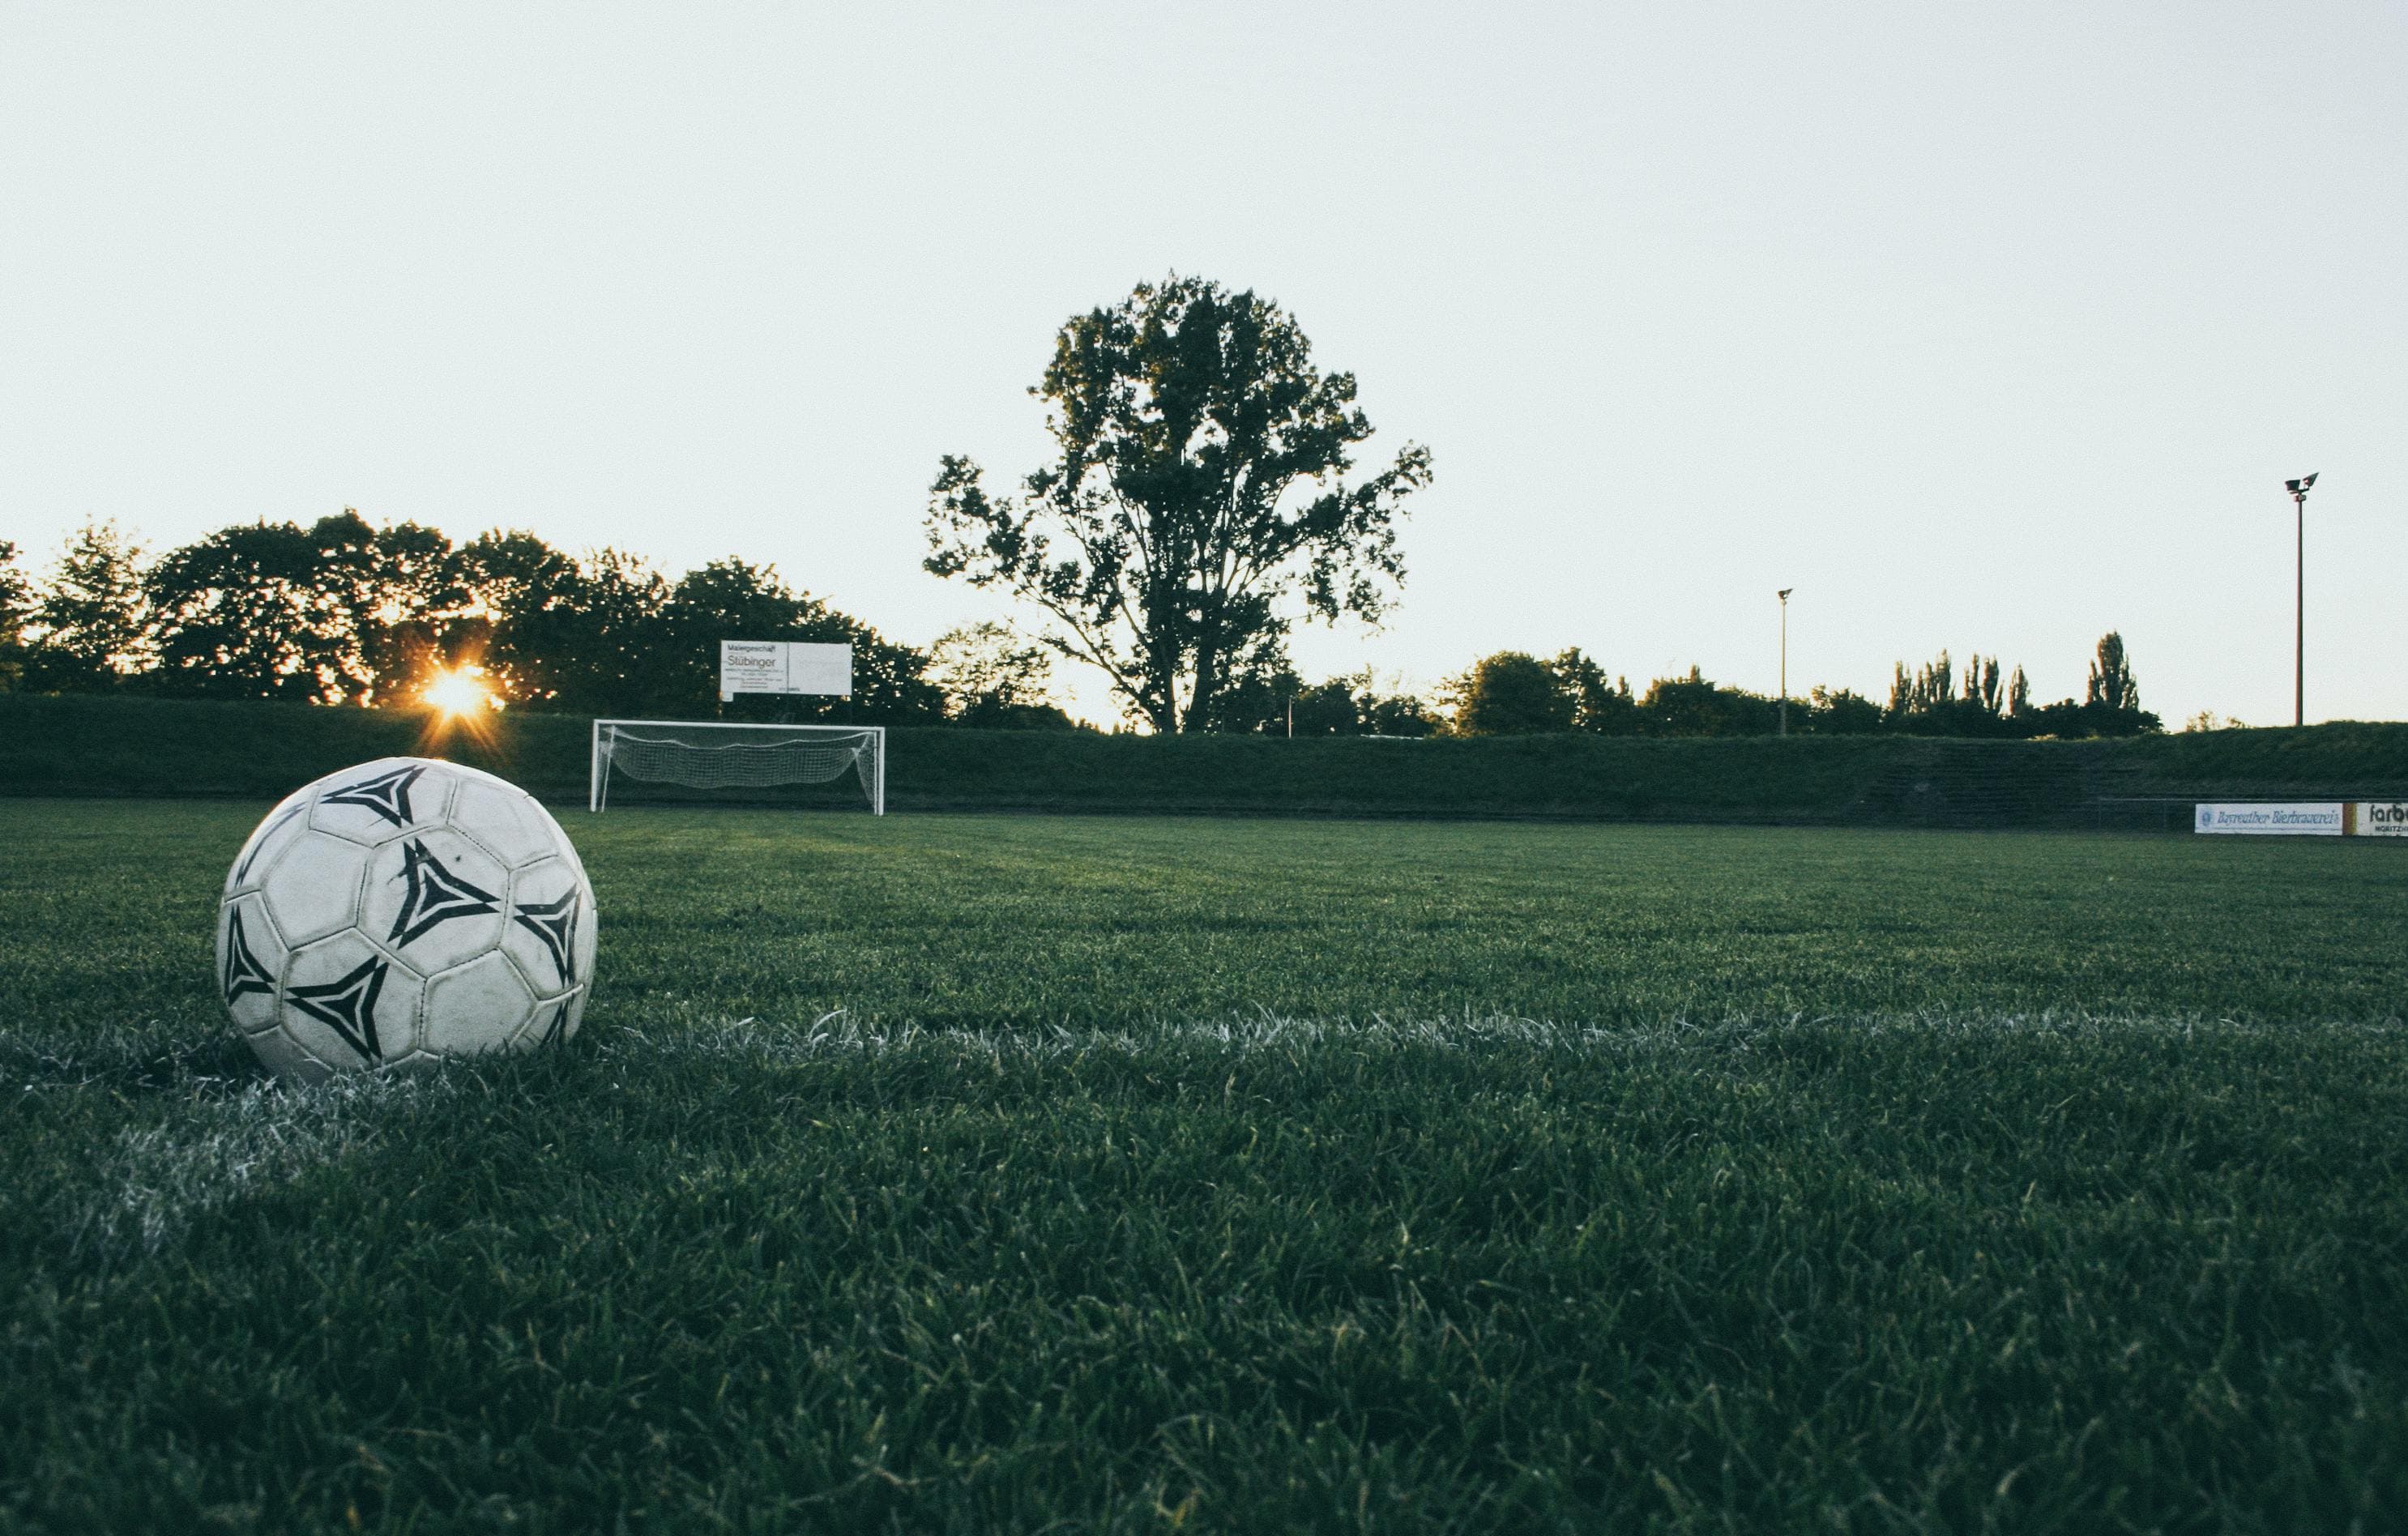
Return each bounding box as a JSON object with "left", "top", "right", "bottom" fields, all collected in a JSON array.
[
  {"left": 2358, "top": 800, "right": 2408, "bottom": 838},
  {"left": 2194, "top": 802, "right": 2345, "bottom": 836},
  {"left": 719, "top": 640, "right": 852, "bottom": 698},
  {"left": 719, "top": 641, "right": 787, "bottom": 694},
  {"left": 787, "top": 642, "right": 852, "bottom": 695}
]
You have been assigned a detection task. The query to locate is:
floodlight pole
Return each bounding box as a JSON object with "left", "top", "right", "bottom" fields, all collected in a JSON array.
[
  {"left": 1777, "top": 588, "right": 1793, "bottom": 736},
  {"left": 2286, "top": 474, "right": 2316, "bottom": 727}
]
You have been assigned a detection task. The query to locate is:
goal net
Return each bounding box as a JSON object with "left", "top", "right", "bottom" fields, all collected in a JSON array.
[{"left": 589, "top": 720, "right": 886, "bottom": 814}]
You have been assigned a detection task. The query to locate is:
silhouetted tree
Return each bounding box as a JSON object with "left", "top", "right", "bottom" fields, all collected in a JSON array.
[
  {"left": 457, "top": 529, "right": 587, "bottom": 706},
  {"left": 929, "top": 621, "right": 1079, "bottom": 729},
  {"left": 1965, "top": 655, "right": 2003, "bottom": 716},
  {"left": 26, "top": 521, "right": 151, "bottom": 692},
  {"left": 145, "top": 520, "right": 341, "bottom": 701},
  {"left": 925, "top": 274, "right": 1432, "bottom": 732},
  {"left": 1884, "top": 648, "right": 2023, "bottom": 736},
  {"left": 1807, "top": 685, "right": 1883, "bottom": 734},
  {"left": 1547, "top": 648, "right": 1639, "bottom": 734},
  {"left": 2075, "top": 630, "right": 2158, "bottom": 736},
  {"left": 140, "top": 513, "right": 475, "bottom": 703},
  {"left": 339, "top": 514, "right": 476, "bottom": 702},
  {"left": 1189, "top": 633, "right": 1304, "bottom": 733},
  {"left": 1287, "top": 676, "right": 1365, "bottom": 736},
  {"left": 1640, "top": 666, "right": 1778, "bottom": 736},
  {"left": 0, "top": 542, "right": 29, "bottom": 692},
  {"left": 1362, "top": 683, "right": 1442, "bottom": 737},
  {"left": 493, "top": 547, "right": 677, "bottom": 715},
  {"left": 2086, "top": 631, "right": 2138, "bottom": 712},
  {"left": 1449, "top": 651, "right": 1574, "bottom": 736}
]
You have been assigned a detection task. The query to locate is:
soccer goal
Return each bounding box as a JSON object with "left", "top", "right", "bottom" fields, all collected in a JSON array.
[{"left": 589, "top": 720, "right": 886, "bottom": 815}]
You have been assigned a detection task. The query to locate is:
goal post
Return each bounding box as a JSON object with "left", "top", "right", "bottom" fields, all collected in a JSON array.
[{"left": 588, "top": 719, "right": 886, "bottom": 815}]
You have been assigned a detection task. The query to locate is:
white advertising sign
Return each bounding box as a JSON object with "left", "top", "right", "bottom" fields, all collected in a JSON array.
[
  {"left": 2193, "top": 802, "right": 2345, "bottom": 836},
  {"left": 719, "top": 641, "right": 788, "bottom": 695},
  {"left": 719, "top": 641, "right": 852, "bottom": 700},
  {"left": 787, "top": 642, "right": 852, "bottom": 696},
  {"left": 2356, "top": 801, "right": 2408, "bottom": 838}
]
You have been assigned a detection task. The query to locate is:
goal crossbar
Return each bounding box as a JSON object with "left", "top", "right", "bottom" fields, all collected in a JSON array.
[{"left": 589, "top": 719, "right": 886, "bottom": 815}]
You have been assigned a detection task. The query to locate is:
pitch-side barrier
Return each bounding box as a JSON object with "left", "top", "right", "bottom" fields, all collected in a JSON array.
[{"left": 2193, "top": 800, "right": 2408, "bottom": 837}]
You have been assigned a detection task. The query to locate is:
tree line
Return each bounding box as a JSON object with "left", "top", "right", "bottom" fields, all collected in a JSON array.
[
  {"left": 1, "top": 275, "right": 2163, "bottom": 740},
  {"left": 0, "top": 516, "right": 2157, "bottom": 738},
  {"left": 0, "top": 516, "right": 1070, "bottom": 727},
  {"left": 1406, "top": 635, "right": 2156, "bottom": 739}
]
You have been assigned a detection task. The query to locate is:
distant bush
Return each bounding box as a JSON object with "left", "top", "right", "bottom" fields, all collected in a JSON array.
[{"left": 6, "top": 694, "right": 2400, "bottom": 824}]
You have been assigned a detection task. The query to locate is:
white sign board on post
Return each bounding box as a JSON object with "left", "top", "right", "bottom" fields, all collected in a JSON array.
[
  {"left": 719, "top": 641, "right": 788, "bottom": 697},
  {"left": 787, "top": 642, "right": 852, "bottom": 695},
  {"left": 719, "top": 641, "right": 852, "bottom": 701}
]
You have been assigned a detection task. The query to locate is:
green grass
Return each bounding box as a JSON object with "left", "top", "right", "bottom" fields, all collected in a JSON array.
[{"left": 3, "top": 800, "right": 2406, "bottom": 1532}]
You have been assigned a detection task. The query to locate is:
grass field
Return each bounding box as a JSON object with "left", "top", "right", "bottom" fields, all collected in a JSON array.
[{"left": 4, "top": 799, "right": 2406, "bottom": 1532}]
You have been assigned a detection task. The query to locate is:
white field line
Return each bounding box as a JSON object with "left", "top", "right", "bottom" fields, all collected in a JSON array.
[
  {"left": 594, "top": 1007, "right": 2407, "bottom": 1068},
  {"left": 28, "top": 1008, "right": 2402, "bottom": 1260},
  {"left": 65, "top": 1073, "right": 430, "bottom": 1260}
]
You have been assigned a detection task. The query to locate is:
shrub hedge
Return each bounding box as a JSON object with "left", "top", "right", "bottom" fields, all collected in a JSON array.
[{"left": 2, "top": 693, "right": 2401, "bottom": 824}]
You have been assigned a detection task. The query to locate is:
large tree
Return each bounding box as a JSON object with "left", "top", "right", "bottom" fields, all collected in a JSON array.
[
  {"left": 0, "top": 541, "right": 29, "bottom": 691},
  {"left": 2086, "top": 631, "right": 2139, "bottom": 713},
  {"left": 1448, "top": 652, "right": 1573, "bottom": 736},
  {"left": 146, "top": 519, "right": 346, "bottom": 701},
  {"left": 26, "top": 521, "right": 151, "bottom": 691},
  {"left": 924, "top": 275, "right": 1432, "bottom": 732},
  {"left": 143, "top": 512, "right": 471, "bottom": 703},
  {"left": 928, "top": 621, "right": 1078, "bottom": 729},
  {"left": 1546, "top": 648, "right": 1638, "bottom": 735}
]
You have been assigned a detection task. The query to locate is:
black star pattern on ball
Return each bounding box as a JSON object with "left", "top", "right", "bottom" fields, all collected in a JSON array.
[
  {"left": 386, "top": 838, "right": 502, "bottom": 948},
  {"left": 286, "top": 955, "right": 389, "bottom": 1063},
  {"left": 220, "top": 908, "right": 275, "bottom": 1005},
  {"left": 511, "top": 890, "right": 580, "bottom": 983},
  {"left": 536, "top": 996, "right": 574, "bottom": 1047},
  {"left": 321, "top": 764, "right": 429, "bottom": 829}
]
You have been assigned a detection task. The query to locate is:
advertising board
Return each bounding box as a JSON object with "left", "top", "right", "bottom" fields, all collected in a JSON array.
[
  {"left": 719, "top": 641, "right": 853, "bottom": 699},
  {"left": 2192, "top": 803, "right": 2345, "bottom": 836},
  {"left": 2356, "top": 801, "right": 2408, "bottom": 838}
]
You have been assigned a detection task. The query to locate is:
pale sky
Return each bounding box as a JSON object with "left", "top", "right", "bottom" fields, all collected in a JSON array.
[{"left": 4, "top": 2, "right": 2401, "bottom": 727}]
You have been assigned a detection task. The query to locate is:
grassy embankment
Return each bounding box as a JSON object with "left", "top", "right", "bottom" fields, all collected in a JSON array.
[
  {"left": 5, "top": 692, "right": 2404, "bottom": 823},
  {"left": 3, "top": 801, "right": 2405, "bottom": 1530}
]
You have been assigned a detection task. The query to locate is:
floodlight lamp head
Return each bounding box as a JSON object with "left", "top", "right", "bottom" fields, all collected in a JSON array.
[{"left": 1778, "top": 587, "right": 1793, "bottom": 600}]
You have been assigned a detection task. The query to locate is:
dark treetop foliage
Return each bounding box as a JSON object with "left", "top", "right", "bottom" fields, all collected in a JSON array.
[
  {"left": 927, "top": 622, "right": 1084, "bottom": 732},
  {"left": 0, "top": 540, "right": 29, "bottom": 692},
  {"left": 11, "top": 500, "right": 2171, "bottom": 740},
  {"left": 23, "top": 521, "right": 149, "bottom": 693},
  {"left": 1437, "top": 632, "right": 2160, "bottom": 741},
  {"left": 924, "top": 274, "right": 1433, "bottom": 733},
  {"left": 1448, "top": 651, "right": 1576, "bottom": 736},
  {"left": 145, "top": 511, "right": 469, "bottom": 704},
  {"left": 2087, "top": 629, "right": 2139, "bottom": 712},
  {"left": 11, "top": 514, "right": 948, "bottom": 724},
  {"left": 1203, "top": 664, "right": 1442, "bottom": 737}
]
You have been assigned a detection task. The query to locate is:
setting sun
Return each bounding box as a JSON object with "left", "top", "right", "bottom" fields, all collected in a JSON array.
[{"left": 421, "top": 667, "right": 496, "bottom": 718}]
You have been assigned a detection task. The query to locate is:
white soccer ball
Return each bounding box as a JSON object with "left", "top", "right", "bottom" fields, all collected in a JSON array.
[{"left": 216, "top": 757, "right": 598, "bottom": 1083}]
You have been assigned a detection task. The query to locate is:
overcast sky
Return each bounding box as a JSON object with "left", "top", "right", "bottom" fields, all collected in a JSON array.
[{"left": 4, "top": 2, "right": 2401, "bottom": 726}]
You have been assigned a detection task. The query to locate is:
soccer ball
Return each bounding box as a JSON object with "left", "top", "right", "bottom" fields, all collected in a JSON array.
[{"left": 216, "top": 757, "right": 598, "bottom": 1083}]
